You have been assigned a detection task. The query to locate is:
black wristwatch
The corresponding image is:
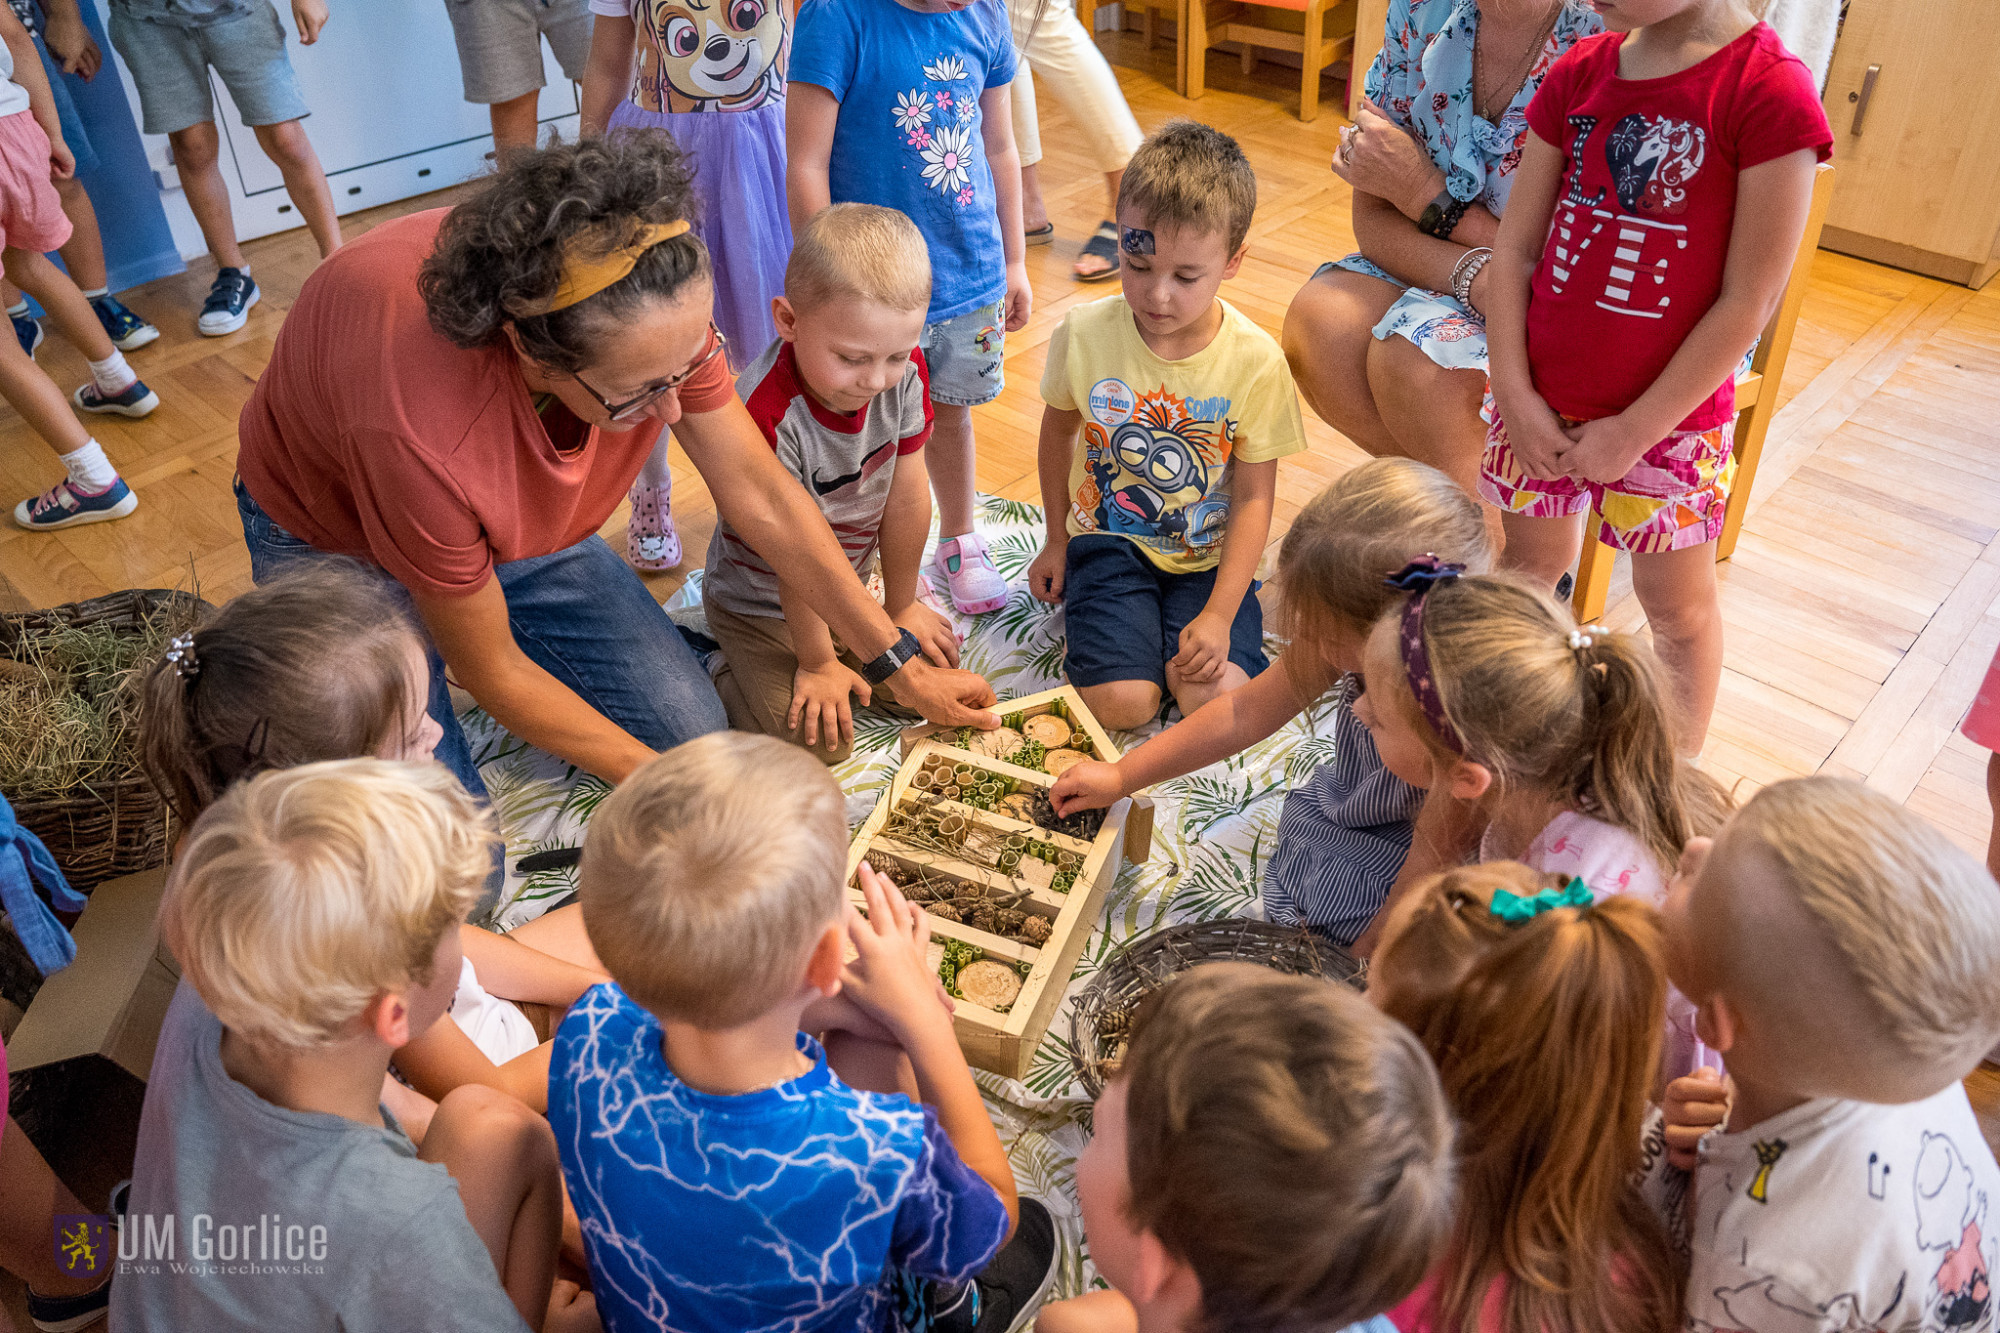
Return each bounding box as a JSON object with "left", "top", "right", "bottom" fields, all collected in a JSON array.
[
  {"left": 1416, "top": 187, "right": 1472, "bottom": 240},
  {"left": 860, "top": 628, "right": 923, "bottom": 685}
]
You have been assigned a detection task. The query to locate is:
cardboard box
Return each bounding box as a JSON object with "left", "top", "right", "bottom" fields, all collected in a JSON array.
[{"left": 7, "top": 866, "right": 178, "bottom": 1082}]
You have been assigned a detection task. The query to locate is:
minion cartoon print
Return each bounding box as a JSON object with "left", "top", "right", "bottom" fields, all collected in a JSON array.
[
  {"left": 635, "top": 0, "right": 788, "bottom": 113},
  {"left": 1072, "top": 383, "right": 1236, "bottom": 561}
]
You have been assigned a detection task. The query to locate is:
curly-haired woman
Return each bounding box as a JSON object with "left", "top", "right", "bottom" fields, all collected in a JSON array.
[{"left": 233, "top": 136, "right": 997, "bottom": 795}]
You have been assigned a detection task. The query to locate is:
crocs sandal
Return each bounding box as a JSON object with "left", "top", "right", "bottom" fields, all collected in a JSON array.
[
  {"left": 1075, "top": 221, "right": 1121, "bottom": 282},
  {"left": 1025, "top": 222, "right": 1055, "bottom": 246}
]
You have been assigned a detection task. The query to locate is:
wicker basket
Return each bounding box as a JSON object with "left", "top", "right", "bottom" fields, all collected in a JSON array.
[
  {"left": 1067, "top": 918, "right": 1365, "bottom": 1097},
  {"left": 2, "top": 588, "right": 206, "bottom": 894}
]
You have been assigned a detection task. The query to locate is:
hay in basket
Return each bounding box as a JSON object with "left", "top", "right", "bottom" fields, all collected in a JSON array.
[{"left": 1067, "top": 918, "right": 1365, "bottom": 1098}]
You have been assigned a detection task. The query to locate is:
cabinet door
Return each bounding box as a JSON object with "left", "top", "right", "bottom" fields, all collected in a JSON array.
[{"left": 1821, "top": 0, "right": 2000, "bottom": 266}]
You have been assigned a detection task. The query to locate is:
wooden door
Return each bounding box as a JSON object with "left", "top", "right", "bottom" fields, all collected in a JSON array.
[{"left": 1819, "top": 0, "right": 2000, "bottom": 285}]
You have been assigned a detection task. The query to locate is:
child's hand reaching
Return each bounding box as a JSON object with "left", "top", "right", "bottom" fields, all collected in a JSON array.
[
  {"left": 1552, "top": 413, "right": 1657, "bottom": 486},
  {"left": 1027, "top": 541, "right": 1066, "bottom": 604},
  {"left": 1661, "top": 1066, "right": 1732, "bottom": 1171},
  {"left": 842, "top": 865, "right": 954, "bottom": 1046},
  {"left": 1050, "top": 759, "right": 1126, "bottom": 816},
  {"left": 291, "top": 0, "right": 328, "bottom": 44},
  {"left": 789, "top": 660, "right": 870, "bottom": 753},
  {"left": 1170, "top": 610, "right": 1232, "bottom": 683},
  {"left": 1003, "top": 260, "right": 1032, "bottom": 333}
]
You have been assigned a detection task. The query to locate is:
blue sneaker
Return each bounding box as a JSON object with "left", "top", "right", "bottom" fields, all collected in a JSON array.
[
  {"left": 12, "top": 307, "right": 43, "bottom": 359},
  {"left": 72, "top": 379, "right": 160, "bottom": 419},
  {"left": 198, "top": 267, "right": 258, "bottom": 336},
  {"left": 91, "top": 294, "right": 159, "bottom": 351},
  {"left": 12, "top": 477, "right": 138, "bottom": 531}
]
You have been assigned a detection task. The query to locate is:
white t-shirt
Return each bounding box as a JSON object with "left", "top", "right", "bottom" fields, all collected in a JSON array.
[
  {"left": 1647, "top": 1084, "right": 2000, "bottom": 1333},
  {"left": 0, "top": 40, "right": 32, "bottom": 120},
  {"left": 449, "top": 957, "right": 541, "bottom": 1066}
]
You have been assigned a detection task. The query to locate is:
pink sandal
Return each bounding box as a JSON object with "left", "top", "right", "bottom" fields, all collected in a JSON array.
[{"left": 626, "top": 477, "right": 682, "bottom": 571}]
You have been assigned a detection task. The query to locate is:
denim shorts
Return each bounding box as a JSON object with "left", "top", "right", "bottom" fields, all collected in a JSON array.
[
  {"left": 1061, "top": 533, "right": 1267, "bottom": 689},
  {"left": 921, "top": 299, "right": 1006, "bottom": 407},
  {"left": 107, "top": 0, "right": 309, "bottom": 136}
]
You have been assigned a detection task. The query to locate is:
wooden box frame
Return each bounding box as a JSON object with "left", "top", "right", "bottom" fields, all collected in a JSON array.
[{"left": 845, "top": 686, "right": 1153, "bottom": 1080}]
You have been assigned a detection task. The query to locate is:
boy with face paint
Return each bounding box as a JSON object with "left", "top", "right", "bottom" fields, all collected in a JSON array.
[{"left": 1026, "top": 121, "right": 1306, "bottom": 731}]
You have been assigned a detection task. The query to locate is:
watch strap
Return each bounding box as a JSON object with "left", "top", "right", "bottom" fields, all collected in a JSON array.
[{"left": 861, "top": 628, "right": 921, "bottom": 685}]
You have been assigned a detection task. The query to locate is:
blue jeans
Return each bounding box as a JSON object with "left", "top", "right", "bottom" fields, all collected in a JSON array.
[{"left": 234, "top": 477, "right": 726, "bottom": 803}]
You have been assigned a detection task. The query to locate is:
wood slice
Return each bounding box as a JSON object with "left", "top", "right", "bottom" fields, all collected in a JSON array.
[
  {"left": 968, "top": 726, "right": 1024, "bottom": 760},
  {"left": 956, "top": 959, "right": 1023, "bottom": 1012},
  {"left": 1042, "top": 748, "right": 1088, "bottom": 776},
  {"left": 1022, "top": 715, "right": 1072, "bottom": 748}
]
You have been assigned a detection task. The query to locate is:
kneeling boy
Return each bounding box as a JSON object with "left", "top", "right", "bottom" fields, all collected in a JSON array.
[
  {"left": 704, "top": 203, "right": 958, "bottom": 765},
  {"left": 552, "top": 733, "right": 1015, "bottom": 1332},
  {"left": 1027, "top": 120, "right": 1305, "bottom": 730}
]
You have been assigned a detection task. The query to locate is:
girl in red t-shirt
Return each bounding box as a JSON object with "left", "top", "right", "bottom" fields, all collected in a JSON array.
[
  {"left": 1480, "top": 0, "right": 1831, "bottom": 755},
  {"left": 1368, "top": 862, "right": 1683, "bottom": 1333}
]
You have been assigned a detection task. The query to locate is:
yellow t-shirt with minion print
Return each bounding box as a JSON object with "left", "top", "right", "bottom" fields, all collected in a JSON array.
[{"left": 1041, "top": 294, "right": 1307, "bottom": 575}]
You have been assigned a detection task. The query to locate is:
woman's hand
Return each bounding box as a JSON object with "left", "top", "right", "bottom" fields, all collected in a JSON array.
[
  {"left": 789, "top": 659, "right": 870, "bottom": 753},
  {"left": 1332, "top": 98, "right": 1445, "bottom": 221}
]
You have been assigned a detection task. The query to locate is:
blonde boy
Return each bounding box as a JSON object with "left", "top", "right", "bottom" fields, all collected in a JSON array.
[
  {"left": 552, "top": 733, "right": 1016, "bottom": 1333},
  {"left": 114, "top": 760, "right": 590, "bottom": 1333},
  {"left": 1656, "top": 776, "right": 2000, "bottom": 1333},
  {"left": 1036, "top": 964, "right": 1457, "bottom": 1333},
  {"left": 1026, "top": 121, "right": 1306, "bottom": 730},
  {"left": 704, "top": 204, "right": 959, "bottom": 765}
]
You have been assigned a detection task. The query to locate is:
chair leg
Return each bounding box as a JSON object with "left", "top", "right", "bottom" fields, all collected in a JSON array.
[
  {"left": 1143, "top": 2, "right": 1156, "bottom": 48},
  {"left": 1298, "top": 0, "right": 1326, "bottom": 121},
  {"left": 1716, "top": 403, "right": 1769, "bottom": 563},
  {"left": 1182, "top": 0, "right": 1208, "bottom": 99},
  {"left": 1241, "top": 41, "right": 1256, "bottom": 75},
  {"left": 1572, "top": 518, "right": 1615, "bottom": 623}
]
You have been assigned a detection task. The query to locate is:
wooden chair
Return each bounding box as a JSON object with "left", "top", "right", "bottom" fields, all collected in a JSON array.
[
  {"left": 1177, "top": 0, "right": 1359, "bottom": 121},
  {"left": 1569, "top": 162, "right": 1835, "bottom": 623}
]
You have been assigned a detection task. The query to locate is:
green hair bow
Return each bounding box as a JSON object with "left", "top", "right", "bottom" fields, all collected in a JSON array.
[{"left": 1488, "top": 877, "right": 1593, "bottom": 924}]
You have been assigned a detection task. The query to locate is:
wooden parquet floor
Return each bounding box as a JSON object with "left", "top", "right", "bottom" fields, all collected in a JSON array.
[{"left": 2, "top": 30, "right": 1995, "bottom": 862}]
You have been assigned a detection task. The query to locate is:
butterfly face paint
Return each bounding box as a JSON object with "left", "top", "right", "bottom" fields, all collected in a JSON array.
[{"left": 1120, "top": 226, "right": 1155, "bottom": 255}]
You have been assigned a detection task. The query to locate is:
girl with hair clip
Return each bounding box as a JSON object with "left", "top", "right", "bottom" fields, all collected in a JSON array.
[
  {"left": 1367, "top": 862, "right": 1684, "bottom": 1333},
  {"left": 1050, "top": 457, "right": 1493, "bottom": 955},
  {"left": 1351, "top": 566, "right": 1730, "bottom": 1078},
  {"left": 137, "top": 563, "right": 610, "bottom": 1125}
]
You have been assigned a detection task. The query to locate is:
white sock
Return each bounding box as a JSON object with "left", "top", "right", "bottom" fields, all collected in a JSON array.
[
  {"left": 81, "top": 286, "right": 108, "bottom": 301},
  {"left": 5, "top": 300, "right": 27, "bottom": 319},
  {"left": 88, "top": 350, "right": 136, "bottom": 396},
  {"left": 59, "top": 440, "right": 119, "bottom": 492}
]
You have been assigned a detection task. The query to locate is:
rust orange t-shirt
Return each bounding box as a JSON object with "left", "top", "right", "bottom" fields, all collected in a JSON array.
[{"left": 235, "top": 208, "right": 735, "bottom": 598}]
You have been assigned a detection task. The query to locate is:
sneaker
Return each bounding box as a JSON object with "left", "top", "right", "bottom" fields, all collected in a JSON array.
[
  {"left": 12, "top": 308, "right": 43, "bottom": 359},
  {"left": 933, "top": 532, "right": 1008, "bottom": 615},
  {"left": 91, "top": 295, "right": 159, "bottom": 351},
  {"left": 626, "top": 478, "right": 681, "bottom": 570},
  {"left": 72, "top": 379, "right": 160, "bottom": 419},
  {"left": 197, "top": 267, "right": 259, "bottom": 336},
  {"left": 26, "top": 1276, "right": 110, "bottom": 1332},
  {"left": 1554, "top": 572, "right": 1575, "bottom": 601},
  {"left": 972, "top": 1197, "right": 1059, "bottom": 1333},
  {"left": 12, "top": 477, "right": 138, "bottom": 531}
]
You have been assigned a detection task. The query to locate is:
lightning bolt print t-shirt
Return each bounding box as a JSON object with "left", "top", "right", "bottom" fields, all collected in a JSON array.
[{"left": 1522, "top": 24, "right": 1830, "bottom": 432}]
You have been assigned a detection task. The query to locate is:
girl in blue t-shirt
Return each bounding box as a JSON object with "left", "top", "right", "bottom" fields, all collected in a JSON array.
[{"left": 787, "top": 0, "right": 1031, "bottom": 616}]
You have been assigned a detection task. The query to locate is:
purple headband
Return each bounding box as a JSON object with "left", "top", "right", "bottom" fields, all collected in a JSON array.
[{"left": 1384, "top": 557, "right": 1466, "bottom": 755}]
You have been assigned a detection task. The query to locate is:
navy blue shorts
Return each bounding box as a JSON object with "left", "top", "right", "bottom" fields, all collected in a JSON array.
[{"left": 1061, "top": 533, "right": 1268, "bottom": 690}]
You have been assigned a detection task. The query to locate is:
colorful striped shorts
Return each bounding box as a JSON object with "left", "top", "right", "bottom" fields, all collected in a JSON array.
[{"left": 1477, "top": 390, "right": 1737, "bottom": 555}]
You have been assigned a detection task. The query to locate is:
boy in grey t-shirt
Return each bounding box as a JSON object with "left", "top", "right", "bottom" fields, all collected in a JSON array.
[
  {"left": 705, "top": 204, "right": 959, "bottom": 765},
  {"left": 112, "top": 760, "right": 593, "bottom": 1333}
]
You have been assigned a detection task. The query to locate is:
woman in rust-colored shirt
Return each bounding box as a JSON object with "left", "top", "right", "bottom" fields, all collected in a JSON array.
[{"left": 234, "top": 135, "right": 994, "bottom": 796}]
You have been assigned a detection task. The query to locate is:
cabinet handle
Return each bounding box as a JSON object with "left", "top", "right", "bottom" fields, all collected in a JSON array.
[{"left": 1849, "top": 63, "right": 1881, "bottom": 137}]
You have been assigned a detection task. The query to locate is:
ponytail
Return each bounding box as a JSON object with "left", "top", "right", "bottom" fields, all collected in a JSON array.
[{"left": 137, "top": 564, "right": 424, "bottom": 828}]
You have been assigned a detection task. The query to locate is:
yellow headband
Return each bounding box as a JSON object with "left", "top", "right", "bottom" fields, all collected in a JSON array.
[{"left": 513, "top": 219, "right": 692, "bottom": 318}]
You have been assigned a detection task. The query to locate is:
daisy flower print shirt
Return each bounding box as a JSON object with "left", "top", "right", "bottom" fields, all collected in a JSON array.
[{"left": 792, "top": 0, "right": 1017, "bottom": 322}]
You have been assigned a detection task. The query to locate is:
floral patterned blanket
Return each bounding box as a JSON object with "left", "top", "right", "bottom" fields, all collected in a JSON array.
[{"left": 461, "top": 496, "right": 1344, "bottom": 1298}]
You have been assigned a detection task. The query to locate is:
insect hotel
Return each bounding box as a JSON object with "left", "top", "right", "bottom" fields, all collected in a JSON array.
[{"left": 845, "top": 686, "right": 1153, "bottom": 1079}]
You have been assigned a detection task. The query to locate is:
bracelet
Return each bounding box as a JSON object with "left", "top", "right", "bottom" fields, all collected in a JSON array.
[
  {"left": 1417, "top": 188, "right": 1472, "bottom": 241},
  {"left": 1450, "top": 247, "right": 1494, "bottom": 316}
]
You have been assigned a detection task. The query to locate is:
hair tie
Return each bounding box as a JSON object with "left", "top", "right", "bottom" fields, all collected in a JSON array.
[
  {"left": 1489, "top": 876, "right": 1594, "bottom": 923},
  {"left": 1567, "top": 628, "right": 1597, "bottom": 651},
  {"left": 165, "top": 630, "right": 200, "bottom": 682},
  {"left": 1383, "top": 557, "right": 1466, "bottom": 755},
  {"left": 510, "top": 218, "right": 692, "bottom": 318}
]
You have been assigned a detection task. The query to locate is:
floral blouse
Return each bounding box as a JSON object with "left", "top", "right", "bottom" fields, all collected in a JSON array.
[{"left": 1364, "top": 0, "right": 1603, "bottom": 216}]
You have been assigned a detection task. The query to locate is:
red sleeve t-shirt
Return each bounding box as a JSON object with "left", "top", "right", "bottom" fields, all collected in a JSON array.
[
  {"left": 1522, "top": 24, "right": 1832, "bottom": 432},
  {"left": 234, "top": 209, "right": 736, "bottom": 598}
]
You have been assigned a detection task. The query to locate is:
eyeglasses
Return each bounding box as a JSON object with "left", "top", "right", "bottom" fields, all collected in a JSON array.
[{"left": 572, "top": 323, "right": 727, "bottom": 423}]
